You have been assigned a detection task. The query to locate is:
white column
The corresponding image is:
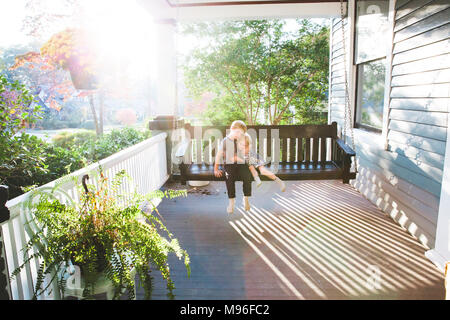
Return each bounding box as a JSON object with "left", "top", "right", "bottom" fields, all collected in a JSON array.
[
  {"left": 426, "top": 110, "right": 450, "bottom": 273},
  {"left": 154, "top": 19, "right": 177, "bottom": 117}
]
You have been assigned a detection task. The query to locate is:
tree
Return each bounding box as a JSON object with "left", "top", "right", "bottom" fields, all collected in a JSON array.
[
  {"left": 181, "top": 19, "right": 329, "bottom": 125},
  {"left": 11, "top": 28, "right": 106, "bottom": 136}
]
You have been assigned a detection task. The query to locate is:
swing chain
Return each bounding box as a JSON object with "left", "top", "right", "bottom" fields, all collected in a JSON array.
[{"left": 339, "top": 0, "right": 357, "bottom": 173}]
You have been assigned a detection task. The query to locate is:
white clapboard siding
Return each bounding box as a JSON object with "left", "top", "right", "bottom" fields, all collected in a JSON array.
[
  {"left": 0, "top": 133, "right": 169, "bottom": 300},
  {"left": 327, "top": 0, "right": 448, "bottom": 248},
  {"left": 390, "top": 97, "right": 450, "bottom": 112},
  {"left": 389, "top": 0, "right": 450, "bottom": 174},
  {"left": 394, "top": 0, "right": 450, "bottom": 33},
  {"left": 351, "top": 160, "right": 438, "bottom": 248},
  {"left": 329, "top": 17, "right": 348, "bottom": 128}
]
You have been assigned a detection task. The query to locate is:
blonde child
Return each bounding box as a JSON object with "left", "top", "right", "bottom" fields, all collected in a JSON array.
[{"left": 214, "top": 120, "right": 253, "bottom": 214}]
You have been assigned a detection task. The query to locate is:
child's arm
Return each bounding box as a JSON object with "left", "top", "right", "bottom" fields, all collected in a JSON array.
[
  {"left": 248, "top": 165, "right": 259, "bottom": 178},
  {"left": 214, "top": 149, "right": 223, "bottom": 177}
]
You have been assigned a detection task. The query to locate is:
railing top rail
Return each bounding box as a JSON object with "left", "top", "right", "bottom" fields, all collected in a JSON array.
[
  {"left": 2, "top": 132, "right": 167, "bottom": 225},
  {"left": 183, "top": 122, "right": 338, "bottom": 139}
]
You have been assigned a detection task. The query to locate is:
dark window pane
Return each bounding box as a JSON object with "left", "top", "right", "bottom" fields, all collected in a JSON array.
[{"left": 356, "top": 59, "right": 386, "bottom": 130}]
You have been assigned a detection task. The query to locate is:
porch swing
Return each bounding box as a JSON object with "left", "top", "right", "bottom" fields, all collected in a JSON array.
[{"left": 172, "top": 0, "right": 357, "bottom": 185}]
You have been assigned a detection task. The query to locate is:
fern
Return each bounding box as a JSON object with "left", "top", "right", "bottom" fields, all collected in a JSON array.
[{"left": 12, "top": 168, "right": 190, "bottom": 300}]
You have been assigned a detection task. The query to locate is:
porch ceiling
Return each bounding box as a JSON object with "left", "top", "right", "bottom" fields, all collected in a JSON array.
[{"left": 138, "top": 0, "right": 344, "bottom": 22}]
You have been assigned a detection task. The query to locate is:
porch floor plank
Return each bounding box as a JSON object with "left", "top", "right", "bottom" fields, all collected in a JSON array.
[{"left": 138, "top": 180, "right": 445, "bottom": 300}]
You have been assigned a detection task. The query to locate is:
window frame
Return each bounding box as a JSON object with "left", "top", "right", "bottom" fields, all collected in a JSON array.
[
  {"left": 349, "top": 0, "right": 396, "bottom": 147},
  {"left": 354, "top": 57, "right": 387, "bottom": 133}
]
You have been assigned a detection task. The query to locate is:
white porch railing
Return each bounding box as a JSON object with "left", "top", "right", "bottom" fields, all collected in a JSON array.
[{"left": 0, "top": 132, "right": 168, "bottom": 300}]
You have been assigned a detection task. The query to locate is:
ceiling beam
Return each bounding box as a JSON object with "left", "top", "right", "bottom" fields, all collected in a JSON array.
[
  {"left": 138, "top": 0, "right": 344, "bottom": 21},
  {"left": 165, "top": 0, "right": 342, "bottom": 7}
]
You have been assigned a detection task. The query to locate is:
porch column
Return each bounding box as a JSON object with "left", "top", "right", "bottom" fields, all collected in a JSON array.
[
  {"left": 426, "top": 112, "right": 450, "bottom": 274},
  {"left": 154, "top": 19, "right": 177, "bottom": 117}
]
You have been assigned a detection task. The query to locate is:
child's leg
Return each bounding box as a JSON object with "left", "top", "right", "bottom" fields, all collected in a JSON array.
[
  {"left": 259, "top": 166, "right": 286, "bottom": 192},
  {"left": 248, "top": 165, "right": 262, "bottom": 187},
  {"left": 239, "top": 164, "right": 253, "bottom": 211},
  {"left": 224, "top": 164, "right": 238, "bottom": 213},
  {"left": 258, "top": 166, "right": 277, "bottom": 180}
]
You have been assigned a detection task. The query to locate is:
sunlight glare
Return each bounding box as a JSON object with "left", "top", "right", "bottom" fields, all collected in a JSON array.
[{"left": 80, "top": 0, "right": 156, "bottom": 81}]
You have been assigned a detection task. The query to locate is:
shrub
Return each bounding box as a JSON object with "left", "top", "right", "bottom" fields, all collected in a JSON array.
[
  {"left": 81, "top": 127, "right": 151, "bottom": 161},
  {"left": 0, "top": 75, "right": 46, "bottom": 198},
  {"left": 52, "top": 130, "right": 96, "bottom": 149},
  {"left": 1, "top": 133, "right": 49, "bottom": 199},
  {"left": 3, "top": 123, "right": 152, "bottom": 199}
]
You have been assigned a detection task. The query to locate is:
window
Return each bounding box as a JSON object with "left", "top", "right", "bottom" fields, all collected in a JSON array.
[
  {"left": 355, "top": 59, "right": 386, "bottom": 129},
  {"left": 354, "top": 0, "right": 390, "bottom": 132}
]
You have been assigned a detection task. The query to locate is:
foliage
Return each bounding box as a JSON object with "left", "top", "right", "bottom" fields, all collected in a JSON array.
[
  {"left": 0, "top": 74, "right": 46, "bottom": 198},
  {"left": 21, "top": 0, "right": 80, "bottom": 40},
  {"left": 13, "top": 28, "right": 96, "bottom": 76},
  {"left": 78, "top": 127, "right": 152, "bottom": 161},
  {"left": 181, "top": 19, "right": 329, "bottom": 125},
  {"left": 3, "top": 126, "right": 152, "bottom": 200},
  {"left": 52, "top": 129, "right": 97, "bottom": 149},
  {"left": 0, "top": 74, "right": 40, "bottom": 135},
  {"left": 13, "top": 170, "right": 190, "bottom": 299},
  {"left": 0, "top": 133, "right": 49, "bottom": 199}
]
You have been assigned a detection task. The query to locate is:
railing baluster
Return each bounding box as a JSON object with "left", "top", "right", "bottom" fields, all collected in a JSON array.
[
  {"left": 312, "top": 137, "right": 319, "bottom": 166},
  {"left": 305, "top": 138, "right": 311, "bottom": 163},
  {"left": 289, "top": 138, "right": 296, "bottom": 162},
  {"left": 320, "top": 138, "right": 327, "bottom": 164},
  {"left": 297, "top": 138, "right": 303, "bottom": 163},
  {"left": 7, "top": 220, "right": 23, "bottom": 300},
  {"left": 17, "top": 213, "right": 33, "bottom": 299}
]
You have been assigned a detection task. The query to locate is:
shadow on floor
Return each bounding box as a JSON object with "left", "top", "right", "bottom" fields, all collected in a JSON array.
[{"left": 137, "top": 180, "right": 445, "bottom": 300}]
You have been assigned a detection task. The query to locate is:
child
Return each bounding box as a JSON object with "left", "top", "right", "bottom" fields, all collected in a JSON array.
[
  {"left": 214, "top": 120, "right": 253, "bottom": 214},
  {"left": 237, "top": 133, "right": 286, "bottom": 192}
]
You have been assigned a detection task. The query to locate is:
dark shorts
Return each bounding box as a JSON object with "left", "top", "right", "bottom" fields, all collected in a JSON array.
[{"left": 223, "top": 164, "right": 253, "bottom": 198}]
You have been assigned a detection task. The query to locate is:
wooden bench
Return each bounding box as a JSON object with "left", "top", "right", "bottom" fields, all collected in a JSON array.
[{"left": 173, "top": 121, "right": 356, "bottom": 185}]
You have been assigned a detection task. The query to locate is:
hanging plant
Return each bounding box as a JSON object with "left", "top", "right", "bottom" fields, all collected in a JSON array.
[
  {"left": 40, "top": 28, "right": 98, "bottom": 90},
  {"left": 12, "top": 170, "right": 190, "bottom": 300}
]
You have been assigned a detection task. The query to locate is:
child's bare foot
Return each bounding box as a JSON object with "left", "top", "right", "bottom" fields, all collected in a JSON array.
[
  {"left": 244, "top": 196, "right": 251, "bottom": 211},
  {"left": 254, "top": 176, "right": 262, "bottom": 188},
  {"left": 227, "top": 198, "right": 235, "bottom": 214},
  {"left": 275, "top": 177, "right": 286, "bottom": 192}
]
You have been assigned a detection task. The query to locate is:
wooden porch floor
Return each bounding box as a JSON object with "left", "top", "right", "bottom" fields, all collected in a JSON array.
[{"left": 139, "top": 180, "right": 445, "bottom": 300}]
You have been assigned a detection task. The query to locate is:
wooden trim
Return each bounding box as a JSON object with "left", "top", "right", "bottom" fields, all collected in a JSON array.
[
  {"left": 355, "top": 123, "right": 382, "bottom": 134},
  {"left": 426, "top": 110, "right": 450, "bottom": 271},
  {"left": 382, "top": 0, "right": 396, "bottom": 150},
  {"left": 166, "top": 0, "right": 342, "bottom": 7},
  {"left": 328, "top": 20, "right": 334, "bottom": 125}
]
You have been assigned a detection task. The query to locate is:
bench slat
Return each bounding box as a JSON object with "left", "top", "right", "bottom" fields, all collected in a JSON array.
[
  {"left": 298, "top": 138, "right": 303, "bottom": 162},
  {"left": 305, "top": 138, "right": 311, "bottom": 163}
]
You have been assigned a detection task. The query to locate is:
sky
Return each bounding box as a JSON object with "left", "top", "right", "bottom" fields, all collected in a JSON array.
[{"left": 0, "top": 0, "right": 29, "bottom": 47}]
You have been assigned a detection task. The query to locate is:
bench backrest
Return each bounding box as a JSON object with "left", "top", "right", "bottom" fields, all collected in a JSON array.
[{"left": 181, "top": 121, "right": 340, "bottom": 165}]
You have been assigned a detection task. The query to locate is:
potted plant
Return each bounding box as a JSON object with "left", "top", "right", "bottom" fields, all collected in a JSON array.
[{"left": 12, "top": 169, "right": 190, "bottom": 300}]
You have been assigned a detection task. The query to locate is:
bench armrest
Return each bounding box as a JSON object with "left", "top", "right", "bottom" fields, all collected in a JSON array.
[
  {"left": 175, "top": 139, "right": 192, "bottom": 159},
  {"left": 336, "top": 138, "right": 356, "bottom": 157}
]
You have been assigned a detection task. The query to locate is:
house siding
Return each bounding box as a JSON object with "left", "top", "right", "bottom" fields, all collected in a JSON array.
[{"left": 328, "top": 0, "right": 450, "bottom": 248}]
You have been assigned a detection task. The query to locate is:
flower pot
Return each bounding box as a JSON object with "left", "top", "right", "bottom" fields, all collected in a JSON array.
[
  {"left": 188, "top": 181, "right": 210, "bottom": 187},
  {"left": 69, "top": 67, "right": 98, "bottom": 90},
  {"left": 63, "top": 265, "right": 136, "bottom": 300}
]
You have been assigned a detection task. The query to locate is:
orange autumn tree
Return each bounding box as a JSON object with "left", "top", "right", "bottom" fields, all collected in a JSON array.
[{"left": 12, "top": 28, "right": 106, "bottom": 136}]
